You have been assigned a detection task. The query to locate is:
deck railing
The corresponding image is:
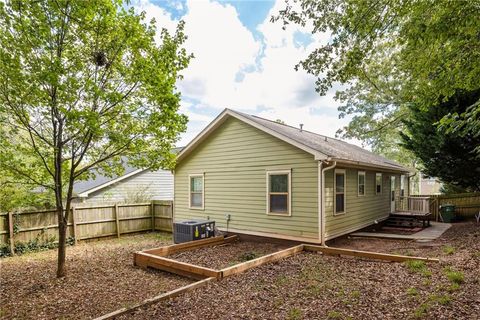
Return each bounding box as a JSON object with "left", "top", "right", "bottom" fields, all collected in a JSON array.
[{"left": 396, "top": 196, "right": 431, "bottom": 214}]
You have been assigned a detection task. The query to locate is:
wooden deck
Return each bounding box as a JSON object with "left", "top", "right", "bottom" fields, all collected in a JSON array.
[{"left": 394, "top": 196, "right": 432, "bottom": 227}]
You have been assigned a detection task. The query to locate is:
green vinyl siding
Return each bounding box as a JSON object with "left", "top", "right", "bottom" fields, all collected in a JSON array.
[
  {"left": 174, "top": 117, "right": 319, "bottom": 239},
  {"left": 324, "top": 169, "right": 401, "bottom": 239}
]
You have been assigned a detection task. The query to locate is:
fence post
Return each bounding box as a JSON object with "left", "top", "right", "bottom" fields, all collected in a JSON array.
[
  {"left": 8, "top": 212, "right": 15, "bottom": 255},
  {"left": 72, "top": 206, "right": 78, "bottom": 245},
  {"left": 170, "top": 201, "right": 174, "bottom": 232},
  {"left": 151, "top": 201, "right": 155, "bottom": 232},
  {"left": 114, "top": 204, "right": 120, "bottom": 238}
]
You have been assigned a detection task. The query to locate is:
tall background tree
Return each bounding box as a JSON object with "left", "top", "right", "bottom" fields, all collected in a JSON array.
[
  {"left": 401, "top": 90, "right": 480, "bottom": 192},
  {"left": 0, "top": 0, "right": 191, "bottom": 277},
  {"left": 274, "top": 0, "right": 480, "bottom": 189}
]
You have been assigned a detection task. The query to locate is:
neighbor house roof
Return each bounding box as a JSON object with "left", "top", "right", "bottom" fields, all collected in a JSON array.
[
  {"left": 74, "top": 147, "right": 183, "bottom": 198},
  {"left": 177, "top": 109, "right": 409, "bottom": 172}
]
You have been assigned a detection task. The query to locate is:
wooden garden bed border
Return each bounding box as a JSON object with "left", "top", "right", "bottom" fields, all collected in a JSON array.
[
  {"left": 97, "top": 237, "right": 439, "bottom": 320},
  {"left": 94, "top": 277, "right": 216, "bottom": 320},
  {"left": 303, "top": 245, "right": 440, "bottom": 263},
  {"left": 134, "top": 236, "right": 439, "bottom": 280}
]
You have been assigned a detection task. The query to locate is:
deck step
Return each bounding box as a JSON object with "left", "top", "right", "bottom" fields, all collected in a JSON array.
[{"left": 384, "top": 216, "right": 423, "bottom": 228}]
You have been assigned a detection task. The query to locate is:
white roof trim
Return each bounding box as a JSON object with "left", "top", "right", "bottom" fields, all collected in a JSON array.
[
  {"left": 77, "top": 168, "right": 145, "bottom": 197},
  {"left": 331, "top": 158, "right": 412, "bottom": 174},
  {"left": 177, "top": 109, "right": 328, "bottom": 163}
]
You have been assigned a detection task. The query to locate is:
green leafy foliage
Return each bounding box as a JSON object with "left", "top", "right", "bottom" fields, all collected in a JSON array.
[
  {"left": 400, "top": 90, "right": 480, "bottom": 191},
  {"left": 274, "top": 0, "right": 480, "bottom": 164},
  {"left": 0, "top": 0, "right": 191, "bottom": 276}
]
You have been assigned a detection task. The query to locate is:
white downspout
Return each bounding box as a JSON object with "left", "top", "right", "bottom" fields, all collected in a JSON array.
[
  {"left": 321, "top": 161, "right": 336, "bottom": 246},
  {"left": 317, "top": 161, "right": 322, "bottom": 244}
]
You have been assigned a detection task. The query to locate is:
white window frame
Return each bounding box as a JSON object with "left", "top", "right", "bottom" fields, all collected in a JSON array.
[
  {"left": 334, "top": 169, "right": 346, "bottom": 215},
  {"left": 188, "top": 173, "right": 204, "bottom": 210},
  {"left": 266, "top": 170, "right": 291, "bottom": 216},
  {"left": 358, "top": 171, "right": 366, "bottom": 196},
  {"left": 376, "top": 173, "right": 382, "bottom": 195}
]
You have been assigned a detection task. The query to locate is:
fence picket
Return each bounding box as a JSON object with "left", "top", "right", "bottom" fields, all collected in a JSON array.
[{"left": 0, "top": 201, "right": 173, "bottom": 246}]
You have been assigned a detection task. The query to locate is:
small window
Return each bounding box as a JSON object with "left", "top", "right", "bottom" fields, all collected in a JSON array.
[
  {"left": 267, "top": 171, "right": 291, "bottom": 215},
  {"left": 358, "top": 171, "right": 365, "bottom": 196},
  {"left": 189, "top": 174, "right": 204, "bottom": 209},
  {"left": 400, "top": 175, "right": 405, "bottom": 197},
  {"left": 376, "top": 173, "right": 382, "bottom": 194},
  {"left": 334, "top": 169, "right": 346, "bottom": 214}
]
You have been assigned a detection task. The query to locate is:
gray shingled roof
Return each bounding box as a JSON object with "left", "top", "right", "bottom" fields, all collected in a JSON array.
[
  {"left": 72, "top": 162, "right": 138, "bottom": 196},
  {"left": 73, "top": 147, "right": 183, "bottom": 196},
  {"left": 230, "top": 109, "right": 408, "bottom": 171}
]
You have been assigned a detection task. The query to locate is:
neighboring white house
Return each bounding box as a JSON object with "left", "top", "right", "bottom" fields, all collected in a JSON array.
[{"left": 73, "top": 150, "right": 181, "bottom": 204}]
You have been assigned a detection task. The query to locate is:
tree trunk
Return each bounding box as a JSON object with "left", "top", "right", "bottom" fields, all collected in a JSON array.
[{"left": 56, "top": 213, "right": 67, "bottom": 278}]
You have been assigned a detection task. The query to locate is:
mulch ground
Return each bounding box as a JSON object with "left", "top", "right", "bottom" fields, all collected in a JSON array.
[
  {"left": 0, "top": 233, "right": 191, "bottom": 320},
  {"left": 119, "top": 221, "right": 480, "bottom": 320},
  {"left": 168, "top": 241, "right": 288, "bottom": 269}
]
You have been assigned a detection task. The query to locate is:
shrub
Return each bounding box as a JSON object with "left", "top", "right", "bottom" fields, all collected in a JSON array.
[{"left": 0, "top": 244, "right": 12, "bottom": 257}]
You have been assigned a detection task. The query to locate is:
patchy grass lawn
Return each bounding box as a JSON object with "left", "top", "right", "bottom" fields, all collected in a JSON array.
[
  {"left": 0, "top": 232, "right": 191, "bottom": 320},
  {"left": 120, "top": 221, "right": 480, "bottom": 320}
]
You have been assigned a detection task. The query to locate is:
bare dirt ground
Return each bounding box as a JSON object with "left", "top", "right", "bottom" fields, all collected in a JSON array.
[
  {"left": 0, "top": 233, "right": 191, "bottom": 320},
  {"left": 169, "top": 240, "right": 288, "bottom": 269},
  {"left": 120, "top": 221, "right": 480, "bottom": 320}
]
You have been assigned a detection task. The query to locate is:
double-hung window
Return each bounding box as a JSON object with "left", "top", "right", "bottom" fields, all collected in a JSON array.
[
  {"left": 189, "top": 174, "right": 204, "bottom": 209},
  {"left": 267, "top": 170, "right": 291, "bottom": 215},
  {"left": 334, "top": 169, "right": 346, "bottom": 215},
  {"left": 358, "top": 171, "right": 365, "bottom": 196},
  {"left": 376, "top": 173, "right": 382, "bottom": 194}
]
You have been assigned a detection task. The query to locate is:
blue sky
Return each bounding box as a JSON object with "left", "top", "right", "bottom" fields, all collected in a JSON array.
[{"left": 134, "top": 0, "right": 353, "bottom": 147}]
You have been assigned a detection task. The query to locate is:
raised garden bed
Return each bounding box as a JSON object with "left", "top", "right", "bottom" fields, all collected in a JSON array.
[
  {"left": 168, "top": 240, "right": 289, "bottom": 269},
  {"left": 118, "top": 221, "right": 479, "bottom": 320}
]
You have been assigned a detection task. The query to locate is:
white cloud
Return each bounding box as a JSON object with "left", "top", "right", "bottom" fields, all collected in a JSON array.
[
  {"left": 137, "top": 0, "right": 357, "bottom": 147},
  {"left": 178, "top": 0, "right": 261, "bottom": 107},
  {"left": 133, "top": 0, "right": 179, "bottom": 36}
]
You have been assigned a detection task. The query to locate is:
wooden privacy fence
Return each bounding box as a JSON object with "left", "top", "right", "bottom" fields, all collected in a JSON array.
[
  {"left": 0, "top": 200, "right": 173, "bottom": 253},
  {"left": 410, "top": 193, "right": 480, "bottom": 221}
]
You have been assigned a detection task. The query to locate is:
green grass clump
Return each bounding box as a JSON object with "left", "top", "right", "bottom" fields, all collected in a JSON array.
[
  {"left": 405, "top": 260, "right": 426, "bottom": 272},
  {"left": 414, "top": 303, "right": 430, "bottom": 318},
  {"left": 350, "top": 290, "right": 361, "bottom": 299},
  {"left": 434, "top": 295, "right": 452, "bottom": 305},
  {"left": 327, "top": 310, "right": 342, "bottom": 319},
  {"left": 442, "top": 245, "right": 455, "bottom": 255},
  {"left": 404, "top": 260, "right": 432, "bottom": 277},
  {"left": 407, "top": 287, "right": 418, "bottom": 297},
  {"left": 287, "top": 308, "right": 302, "bottom": 320},
  {"left": 443, "top": 267, "right": 464, "bottom": 284},
  {"left": 447, "top": 282, "right": 460, "bottom": 292}
]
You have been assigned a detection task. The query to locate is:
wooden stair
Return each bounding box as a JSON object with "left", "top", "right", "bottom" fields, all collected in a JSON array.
[{"left": 384, "top": 215, "right": 425, "bottom": 228}]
